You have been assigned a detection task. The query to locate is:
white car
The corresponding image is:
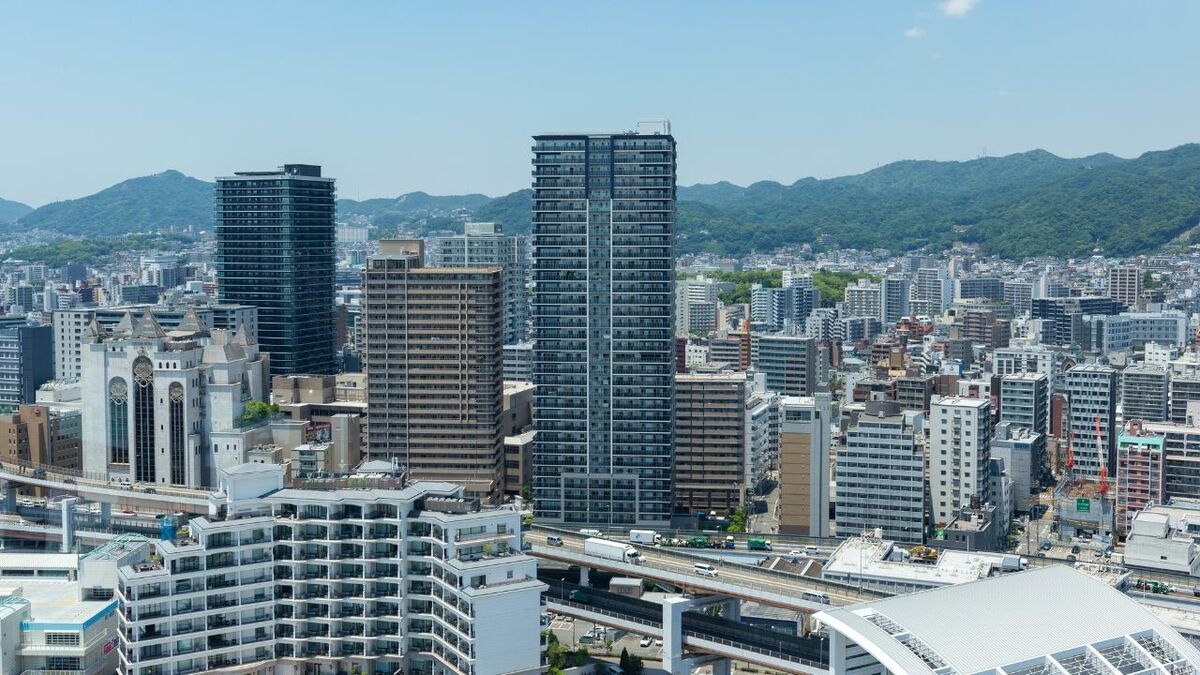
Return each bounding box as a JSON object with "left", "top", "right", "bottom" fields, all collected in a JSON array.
[{"left": 639, "top": 636, "right": 653, "bottom": 648}]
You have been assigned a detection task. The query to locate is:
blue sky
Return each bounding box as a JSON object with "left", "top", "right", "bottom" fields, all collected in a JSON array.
[{"left": 2, "top": 1, "right": 1198, "bottom": 206}]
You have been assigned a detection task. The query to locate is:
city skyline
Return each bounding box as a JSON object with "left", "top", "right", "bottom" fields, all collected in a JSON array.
[{"left": 4, "top": 2, "right": 1200, "bottom": 206}]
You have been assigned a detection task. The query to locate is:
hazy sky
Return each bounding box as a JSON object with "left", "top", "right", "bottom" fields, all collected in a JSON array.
[{"left": 2, "top": 1, "right": 1198, "bottom": 206}]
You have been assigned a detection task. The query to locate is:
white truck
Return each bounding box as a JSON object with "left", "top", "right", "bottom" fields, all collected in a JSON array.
[
  {"left": 584, "top": 537, "right": 644, "bottom": 565},
  {"left": 628, "top": 529, "right": 661, "bottom": 545}
]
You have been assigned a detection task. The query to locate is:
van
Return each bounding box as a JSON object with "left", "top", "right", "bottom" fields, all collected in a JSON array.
[
  {"left": 579, "top": 529, "right": 602, "bottom": 537},
  {"left": 802, "top": 590, "right": 831, "bottom": 604},
  {"left": 693, "top": 562, "right": 718, "bottom": 577},
  {"left": 546, "top": 535, "right": 564, "bottom": 547},
  {"left": 804, "top": 545, "right": 819, "bottom": 555}
]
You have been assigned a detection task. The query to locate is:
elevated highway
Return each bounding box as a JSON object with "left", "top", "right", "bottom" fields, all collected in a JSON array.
[
  {"left": 528, "top": 526, "right": 885, "bottom": 612},
  {"left": 541, "top": 574, "right": 828, "bottom": 674},
  {"left": 0, "top": 458, "right": 210, "bottom": 513}
]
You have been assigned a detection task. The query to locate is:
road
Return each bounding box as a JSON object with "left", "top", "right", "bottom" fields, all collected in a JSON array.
[{"left": 530, "top": 526, "right": 884, "bottom": 609}]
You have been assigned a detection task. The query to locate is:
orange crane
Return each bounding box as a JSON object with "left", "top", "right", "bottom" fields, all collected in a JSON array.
[{"left": 1095, "top": 416, "right": 1109, "bottom": 497}]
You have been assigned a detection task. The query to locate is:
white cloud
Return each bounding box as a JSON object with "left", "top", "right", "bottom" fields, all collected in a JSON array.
[
  {"left": 905, "top": 26, "right": 927, "bottom": 39},
  {"left": 939, "top": 0, "right": 979, "bottom": 18}
]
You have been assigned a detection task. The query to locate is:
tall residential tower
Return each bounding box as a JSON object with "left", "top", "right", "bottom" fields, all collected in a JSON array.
[
  {"left": 216, "top": 164, "right": 337, "bottom": 376},
  {"left": 532, "top": 121, "right": 676, "bottom": 526},
  {"left": 363, "top": 240, "right": 506, "bottom": 502}
]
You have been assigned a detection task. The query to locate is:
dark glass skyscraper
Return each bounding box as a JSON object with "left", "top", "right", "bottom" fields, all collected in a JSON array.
[
  {"left": 216, "top": 164, "right": 337, "bottom": 376},
  {"left": 532, "top": 121, "right": 676, "bottom": 527}
]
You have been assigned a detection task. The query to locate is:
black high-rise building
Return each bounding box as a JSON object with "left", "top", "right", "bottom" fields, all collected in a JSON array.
[{"left": 216, "top": 164, "right": 337, "bottom": 376}]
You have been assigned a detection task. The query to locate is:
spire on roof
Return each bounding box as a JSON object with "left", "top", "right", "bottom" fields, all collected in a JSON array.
[
  {"left": 231, "top": 319, "right": 255, "bottom": 347},
  {"left": 175, "top": 305, "right": 204, "bottom": 333},
  {"left": 113, "top": 310, "right": 135, "bottom": 335},
  {"left": 84, "top": 316, "right": 105, "bottom": 339},
  {"left": 131, "top": 311, "right": 166, "bottom": 339}
]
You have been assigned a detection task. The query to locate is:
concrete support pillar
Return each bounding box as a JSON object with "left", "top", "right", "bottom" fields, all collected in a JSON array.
[
  {"left": 0, "top": 481, "right": 15, "bottom": 513},
  {"left": 579, "top": 566, "right": 591, "bottom": 588},
  {"left": 709, "top": 657, "right": 731, "bottom": 675},
  {"left": 100, "top": 502, "right": 112, "bottom": 528},
  {"left": 723, "top": 597, "right": 741, "bottom": 622},
  {"left": 829, "top": 630, "right": 845, "bottom": 672},
  {"left": 662, "top": 597, "right": 691, "bottom": 674},
  {"left": 61, "top": 497, "right": 79, "bottom": 553}
]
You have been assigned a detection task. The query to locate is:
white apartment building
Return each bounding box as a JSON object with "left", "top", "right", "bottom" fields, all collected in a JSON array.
[
  {"left": 835, "top": 403, "right": 927, "bottom": 545},
  {"left": 676, "top": 278, "right": 720, "bottom": 336},
  {"left": 844, "top": 281, "right": 882, "bottom": 322},
  {"left": 117, "top": 466, "right": 544, "bottom": 675},
  {"left": 744, "top": 384, "right": 779, "bottom": 497},
  {"left": 929, "top": 396, "right": 992, "bottom": 528}
]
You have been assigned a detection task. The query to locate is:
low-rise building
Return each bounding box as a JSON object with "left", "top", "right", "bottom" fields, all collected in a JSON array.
[{"left": 816, "top": 566, "right": 1200, "bottom": 675}]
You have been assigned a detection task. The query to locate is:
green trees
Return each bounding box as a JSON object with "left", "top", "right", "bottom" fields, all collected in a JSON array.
[
  {"left": 619, "top": 648, "right": 645, "bottom": 675},
  {"left": 726, "top": 506, "right": 749, "bottom": 533},
  {"left": 235, "top": 401, "right": 281, "bottom": 425}
]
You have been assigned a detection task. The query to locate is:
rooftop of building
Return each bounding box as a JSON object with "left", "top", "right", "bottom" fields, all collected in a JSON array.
[
  {"left": 823, "top": 537, "right": 1012, "bottom": 587},
  {"left": 815, "top": 566, "right": 1200, "bottom": 675},
  {"left": 930, "top": 395, "right": 991, "bottom": 408}
]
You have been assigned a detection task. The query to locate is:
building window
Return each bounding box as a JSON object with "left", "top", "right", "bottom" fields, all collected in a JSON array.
[
  {"left": 45, "top": 632, "right": 80, "bottom": 646},
  {"left": 108, "top": 378, "right": 129, "bottom": 464},
  {"left": 169, "top": 382, "right": 185, "bottom": 485},
  {"left": 133, "top": 357, "right": 156, "bottom": 482}
]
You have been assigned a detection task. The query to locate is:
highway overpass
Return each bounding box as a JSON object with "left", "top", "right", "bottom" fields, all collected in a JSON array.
[
  {"left": 541, "top": 573, "right": 829, "bottom": 675},
  {"left": 0, "top": 457, "right": 210, "bottom": 513},
  {"left": 528, "top": 526, "right": 886, "bottom": 612}
]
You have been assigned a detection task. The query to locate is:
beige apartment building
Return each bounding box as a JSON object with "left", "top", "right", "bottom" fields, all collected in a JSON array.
[{"left": 363, "top": 240, "right": 506, "bottom": 502}]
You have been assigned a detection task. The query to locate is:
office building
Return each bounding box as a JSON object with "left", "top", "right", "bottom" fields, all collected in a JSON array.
[
  {"left": 216, "top": 164, "right": 337, "bottom": 376},
  {"left": 0, "top": 324, "right": 52, "bottom": 412},
  {"left": 363, "top": 240, "right": 505, "bottom": 502},
  {"left": 1170, "top": 375, "right": 1200, "bottom": 425},
  {"left": 844, "top": 280, "right": 881, "bottom": 321},
  {"left": 1116, "top": 423, "right": 1166, "bottom": 534},
  {"left": 779, "top": 393, "right": 832, "bottom": 536},
  {"left": 117, "top": 468, "right": 545, "bottom": 675},
  {"left": 119, "top": 284, "right": 160, "bottom": 305},
  {"left": 1064, "top": 363, "right": 1119, "bottom": 481},
  {"left": 53, "top": 305, "right": 258, "bottom": 382},
  {"left": 531, "top": 122, "right": 676, "bottom": 526},
  {"left": 1123, "top": 365, "right": 1170, "bottom": 423},
  {"left": 929, "top": 396, "right": 992, "bottom": 528},
  {"left": 815, "top": 566, "right": 1200, "bottom": 675},
  {"left": 836, "top": 402, "right": 926, "bottom": 545},
  {"left": 880, "top": 277, "right": 910, "bottom": 325},
  {"left": 999, "top": 372, "right": 1049, "bottom": 437},
  {"left": 80, "top": 309, "right": 267, "bottom": 486},
  {"left": 674, "top": 372, "right": 749, "bottom": 513},
  {"left": 752, "top": 335, "right": 817, "bottom": 396},
  {"left": 989, "top": 422, "right": 1043, "bottom": 513},
  {"left": 1109, "top": 264, "right": 1143, "bottom": 309},
  {"left": 431, "top": 222, "right": 529, "bottom": 344}
]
